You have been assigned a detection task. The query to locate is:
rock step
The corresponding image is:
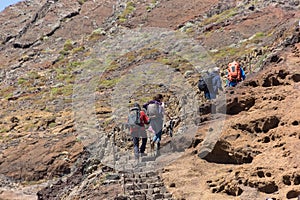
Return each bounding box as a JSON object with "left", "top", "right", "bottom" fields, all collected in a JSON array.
[
  {"left": 116, "top": 194, "right": 173, "bottom": 200},
  {"left": 116, "top": 169, "right": 174, "bottom": 200},
  {"left": 114, "top": 154, "right": 160, "bottom": 172}
]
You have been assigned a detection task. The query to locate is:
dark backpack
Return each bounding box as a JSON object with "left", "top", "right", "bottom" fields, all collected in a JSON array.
[
  {"left": 198, "top": 77, "right": 207, "bottom": 91},
  {"left": 128, "top": 107, "right": 141, "bottom": 127}
]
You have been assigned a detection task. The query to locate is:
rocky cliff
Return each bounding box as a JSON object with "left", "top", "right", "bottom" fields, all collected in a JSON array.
[{"left": 0, "top": 0, "right": 299, "bottom": 199}]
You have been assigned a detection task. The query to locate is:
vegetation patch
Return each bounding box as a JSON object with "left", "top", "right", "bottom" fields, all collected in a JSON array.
[
  {"left": 146, "top": 0, "right": 159, "bottom": 12},
  {"left": 201, "top": 8, "right": 238, "bottom": 26},
  {"left": 17, "top": 77, "right": 27, "bottom": 85},
  {"left": 0, "top": 128, "right": 9, "bottom": 134},
  {"left": 241, "top": 32, "right": 266, "bottom": 46},
  {"left": 98, "top": 77, "right": 120, "bottom": 89},
  {"left": 118, "top": 1, "right": 136, "bottom": 23},
  {"left": 0, "top": 86, "right": 14, "bottom": 100},
  {"left": 72, "top": 46, "right": 85, "bottom": 54},
  {"left": 28, "top": 71, "right": 41, "bottom": 80},
  {"left": 50, "top": 84, "right": 73, "bottom": 97},
  {"left": 63, "top": 39, "right": 74, "bottom": 51},
  {"left": 89, "top": 28, "right": 106, "bottom": 41},
  {"left": 77, "top": 0, "right": 87, "bottom": 6}
]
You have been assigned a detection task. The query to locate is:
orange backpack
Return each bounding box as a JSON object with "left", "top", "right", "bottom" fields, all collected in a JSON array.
[{"left": 227, "top": 61, "right": 241, "bottom": 82}]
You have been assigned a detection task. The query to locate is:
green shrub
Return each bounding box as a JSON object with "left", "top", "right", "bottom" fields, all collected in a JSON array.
[
  {"left": 77, "top": 0, "right": 87, "bottom": 5},
  {"left": 17, "top": 78, "right": 27, "bottom": 85},
  {"left": 63, "top": 39, "right": 73, "bottom": 51},
  {"left": 28, "top": 71, "right": 40, "bottom": 79},
  {"left": 51, "top": 85, "right": 73, "bottom": 96},
  {"left": 48, "top": 122, "right": 56, "bottom": 128},
  {"left": 118, "top": 1, "right": 136, "bottom": 22},
  {"left": 99, "top": 78, "right": 120, "bottom": 89},
  {"left": 202, "top": 8, "right": 238, "bottom": 26},
  {"left": 72, "top": 46, "right": 85, "bottom": 54}
]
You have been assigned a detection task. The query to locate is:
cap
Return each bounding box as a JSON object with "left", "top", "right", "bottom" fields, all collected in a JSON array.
[
  {"left": 133, "top": 103, "right": 141, "bottom": 110},
  {"left": 201, "top": 69, "right": 208, "bottom": 74},
  {"left": 213, "top": 67, "right": 220, "bottom": 72}
]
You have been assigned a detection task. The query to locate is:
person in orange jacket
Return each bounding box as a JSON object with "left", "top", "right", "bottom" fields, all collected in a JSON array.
[{"left": 226, "top": 61, "right": 246, "bottom": 87}]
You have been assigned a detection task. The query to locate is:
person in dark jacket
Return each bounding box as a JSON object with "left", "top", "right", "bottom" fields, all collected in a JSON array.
[
  {"left": 198, "top": 70, "right": 211, "bottom": 100},
  {"left": 210, "top": 67, "right": 223, "bottom": 99}
]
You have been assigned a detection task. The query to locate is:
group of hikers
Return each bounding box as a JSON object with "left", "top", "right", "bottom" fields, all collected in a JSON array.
[
  {"left": 197, "top": 60, "right": 246, "bottom": 99},
  {"left": 127, "top": 94, "right": 167, "bottom": 159},
  {"left": 127, "top": 61, "right": 246, "bottom": 159}
]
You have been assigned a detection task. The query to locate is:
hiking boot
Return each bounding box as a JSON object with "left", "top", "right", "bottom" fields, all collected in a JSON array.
[
  {"left": 140, "top": 153, "right": 147, "bottom": 157},
  {"left": 156, "top": 150, "right": 161, "bottom": 157}
]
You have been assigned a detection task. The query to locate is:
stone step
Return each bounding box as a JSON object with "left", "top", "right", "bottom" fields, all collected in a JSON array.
[
  {"left": 141, "top": 155, "right": 156, "bottom": 162},
  {"left": 128, "top": 194, "right": 147, "bottom": 200},
  {"left": 127, "top": 193, "right": 173, "bottom": 200},
  {"left": 123, "top": 177, "right": 160, "bottom": 184}
]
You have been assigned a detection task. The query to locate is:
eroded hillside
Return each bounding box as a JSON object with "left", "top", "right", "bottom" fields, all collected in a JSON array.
[{"left": 0, "top": 0, "right": 299, "bottom": 199}]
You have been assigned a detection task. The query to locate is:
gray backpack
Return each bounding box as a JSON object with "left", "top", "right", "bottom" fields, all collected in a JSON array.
[
  {"left": 147, "top": 103, "right": 160, "bottom": 119},
  {"left": 128, "top": 107, "right": 141, "bottom": 127}
]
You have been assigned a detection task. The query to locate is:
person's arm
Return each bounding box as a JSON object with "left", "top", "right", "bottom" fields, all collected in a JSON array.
[
  {"left": 212, "top": 75, "right": 220, "bottom": 92},
  {"left": 141, "top": 111, "right": 150, "bottom": 125},
  {"left": 143, "top": 100, "right": 155, "bottom": 110},
  {"left": 225, "top": 69, "right": 230, "bottom": 87},
  {"left": 142, "top": 102, "right": 149, "bottom": 110},
  {"left": 240, "top": 68, "right": 246, "bottom": 80},
  {"left": 162, "top": 103, "right": 172, "bottom": 120},
  {"left": 217, "top": 76, "right": 223, "bottom": 91}
]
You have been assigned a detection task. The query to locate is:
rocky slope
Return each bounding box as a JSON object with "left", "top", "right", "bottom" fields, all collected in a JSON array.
[{"left": 0, "top": 0, "right": 299, "bottom": 199}]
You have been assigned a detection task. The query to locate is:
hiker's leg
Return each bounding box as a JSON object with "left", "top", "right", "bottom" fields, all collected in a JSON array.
[
  {"left": 156, "top": 129, "right": 163, "bottom": 150},
  {"left": 133, "top": 137, "right": 139, "bottom": 158},
  {"left": 151, "top": 119, "right": 160, "bottom": 142},
  {"left": 157, "top": 141, "right": 160, "bottom": 150},
  {"left": 229, "top": 81, "right": 237, "bottom": 87},
  {"left": 210, "top": 92, "right": 216, "bottom": 99},
  {"left": 140, "top": 137, "right": 147, "bottom": 153},
  {"left": 204, "top": 91, "right": 211, "bottom": 99},
  {"left": 152, "top": 134, "right": 158, "bottom": 142},
  {"left": 153, "top": 126, "right": 163, "bottom": 142}
]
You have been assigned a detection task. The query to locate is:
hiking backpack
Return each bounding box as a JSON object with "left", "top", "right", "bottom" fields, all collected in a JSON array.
[
  {"left": 227, "top": 62, "right": 241, "bottom": 82},
  {"left": 197, "top": 77, "right": 207, "bottom": 91},
  {"left": 128, "top": 107, "right": 141, "bottom": 127},
  {"left": 147, "top": 103, "right": 160, "bottom": 119}
]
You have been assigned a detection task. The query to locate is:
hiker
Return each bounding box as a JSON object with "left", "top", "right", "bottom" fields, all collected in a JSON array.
[
  {"left": 210, "top": 67, "right": 223, "bottom": 99},
  {"left": 198, "top": 68, "right": 223, "bottom": 100},
  {"left": 197, "top": 69, "right": 211, "bottom": 100},
  {"left": 143, "top": 94, "right": 166, "bottom": 152},
  {"left": 128, "top": 103, "right": 150, "bottom": 159},
  {"left": 226, "top": 61, "right": 246, "bottom": 87}
]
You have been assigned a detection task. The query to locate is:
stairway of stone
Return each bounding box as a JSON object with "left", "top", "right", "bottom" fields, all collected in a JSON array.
[
  {"left": 115, "top": 169, "right": 174, "bottom": 200},
  {"left": 99, "top": 140, "right": 173, "bottom": 199}
]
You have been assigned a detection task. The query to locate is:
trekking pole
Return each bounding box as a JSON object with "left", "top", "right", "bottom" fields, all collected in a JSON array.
[
  {"left": 169, "top": 118, "right": 174, "bottom": 137},
  {"left": 182, "top": 95, "right": 187, "bottom": 131},
  {"left": 112, "top": 129, "right": 116, "bottom": 173},
  {"left": 122, "top": 173, "right": 125, "bottom": 195},
  {"left": 133, "top": 180, "right": 135, "bottom": 199}
]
